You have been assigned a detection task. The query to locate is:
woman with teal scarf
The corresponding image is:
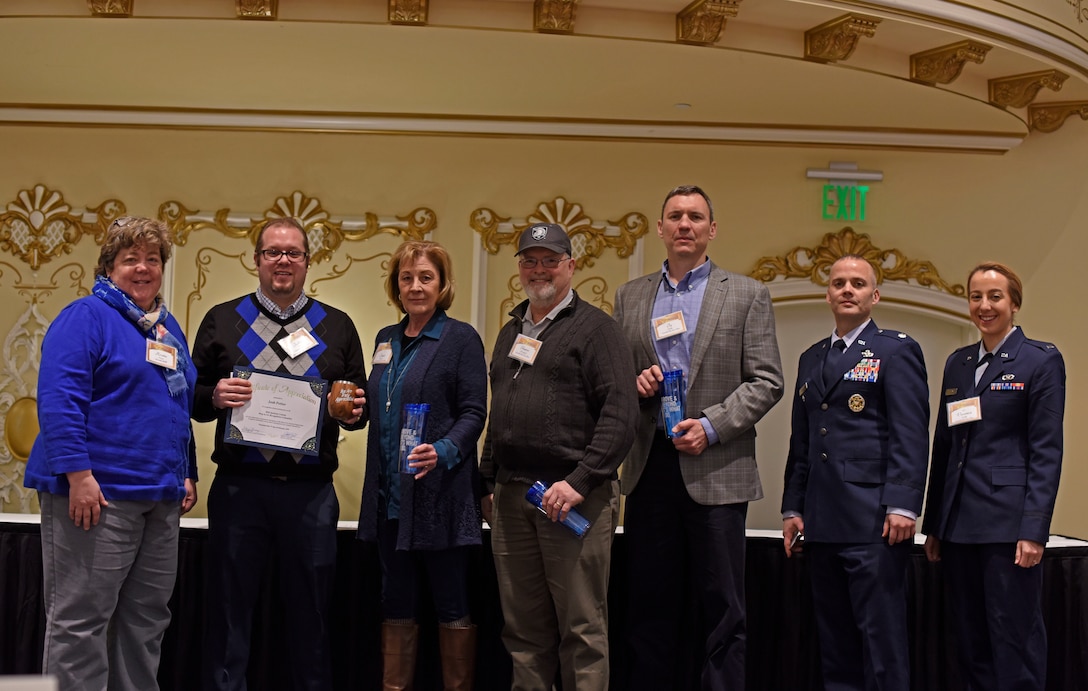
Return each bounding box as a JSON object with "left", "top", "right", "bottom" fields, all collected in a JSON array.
[{"left": 24, "top": 216, "right": 198, "bottom": 691}]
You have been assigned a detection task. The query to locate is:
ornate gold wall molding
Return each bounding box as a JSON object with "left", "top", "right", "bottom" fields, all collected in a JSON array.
[
  {"left": 184, "top": 248, "right": 254, "bottom": 334},
  {"left": 0, "top": 261, "right": 92, "bottom": 306},
  {"left": 911, "top": 41, "right": 991, "bottom": 85},
  {"left": 470, "top": 196, "right": 649, "bottom": 270},
  {"left": 236, "top": 0, "right": 277, "bottom": 20},
  {"left": 804, "top": 15, "right": 880, "bottom": 64},
  {"left": 534, "top": 0, "right": 579, "bottom": 34},
  {"left": 159, "top": 191, "right": 435, "bottom": 265},
  {"left": 573, "top": 276, "right": 613, "bottom": 314},
  {"left": 309, "top": 252, "right": 395, "bottom": 299},
  {"left": 676, "top": 0, "right": 741, "bottom": 46},
  {"left": 989, "top": 70, "right": 1068, "bottom": 108},
  {"left": 1028, "top": 100, "right": 1088, "bottom": 132},
  {"left": 748, "top": 226, "right": 965, "bottom": 296},
  {"left": 0, "top": 185, "right": 125, "bottom": 271},
  {"left": 88, "top": 0, "right": 132, "bottom": 17},
  {"left": 389, "top": 0, "right": 428, "bottom": 26},
  {"left": 0, "top": 295, "right": 51, "bottom": 512}
]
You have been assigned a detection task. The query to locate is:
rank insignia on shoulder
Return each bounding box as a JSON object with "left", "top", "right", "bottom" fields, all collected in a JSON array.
[{"left": 898, "top": 333, "right": 907, "bottom": 338}]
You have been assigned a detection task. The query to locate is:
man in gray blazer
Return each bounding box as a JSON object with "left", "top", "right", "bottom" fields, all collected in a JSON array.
[{"left": 613, "top": 185, "right": 784, "bottom": 691}]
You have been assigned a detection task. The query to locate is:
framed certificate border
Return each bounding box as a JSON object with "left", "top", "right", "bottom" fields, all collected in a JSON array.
[{"left": 225, "top": 368, "right": 327, "bottom": 457}]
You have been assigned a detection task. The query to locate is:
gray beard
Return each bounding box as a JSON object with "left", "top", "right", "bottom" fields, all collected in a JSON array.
[{"left": 525, "top": 282, "right": 556, "bottom": 307}]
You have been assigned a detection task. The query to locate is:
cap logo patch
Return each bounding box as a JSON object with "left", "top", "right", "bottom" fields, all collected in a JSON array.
[{"left": 531, "top": 225, "right": 548, "bottom": 240}]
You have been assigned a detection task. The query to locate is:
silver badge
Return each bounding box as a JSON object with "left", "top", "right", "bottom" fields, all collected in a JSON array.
[
  {"left": 1002, "top": 374, "right": 1015, "bottom": 381},
  {"left": 531, "top": 225, "right": 548, "bottom": 240}
]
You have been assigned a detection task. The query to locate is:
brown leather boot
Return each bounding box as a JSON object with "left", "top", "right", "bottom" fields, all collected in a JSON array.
[
  {"left": 438, "top": 623, "right": 476, "bottom": 691},
  {"left": 381, "top": 621, "right": 418, "bottom": 691}
]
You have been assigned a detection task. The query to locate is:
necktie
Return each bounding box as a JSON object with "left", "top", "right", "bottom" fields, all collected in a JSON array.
[
  {"left": 974, "top": 352, "right": 993, "bottom": 386},
  {"left": 822, "top": 339, "right": 846, "bottom": 388}
]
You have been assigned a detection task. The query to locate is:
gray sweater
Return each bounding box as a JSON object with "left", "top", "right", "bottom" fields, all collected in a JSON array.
[{"left": 480, "top": 291, "right": 638, "bottom": 498}]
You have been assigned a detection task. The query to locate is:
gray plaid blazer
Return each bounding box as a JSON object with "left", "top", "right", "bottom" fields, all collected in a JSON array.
[{"left": 613, "top": 262, "right": 784, "bottom": 505}]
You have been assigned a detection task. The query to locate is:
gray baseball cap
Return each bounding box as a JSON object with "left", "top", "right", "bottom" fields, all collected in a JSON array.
[{"left": 516, "top": 223, "right": 572, "bottom": 256}]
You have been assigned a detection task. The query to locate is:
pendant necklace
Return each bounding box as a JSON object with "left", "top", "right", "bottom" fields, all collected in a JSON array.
[{"left": 385, "top": 338, "right": 421, "bottom": 412}]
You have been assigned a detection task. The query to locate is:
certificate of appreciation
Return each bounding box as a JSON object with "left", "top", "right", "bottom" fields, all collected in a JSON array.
[{"left": 225, "top": 368, "right": 327, "bottom": 456}]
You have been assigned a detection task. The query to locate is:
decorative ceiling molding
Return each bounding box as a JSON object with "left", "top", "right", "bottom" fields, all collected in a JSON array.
[
  {"left": 0, "top": 107, "right": 1027, "bottom": 154},
  {"left": 236, "top": 0, "right": 277, "bottom": 20},
  {"left": 988, "top": 70, "right": 1068, "bottom": 109},
  {"left": 676, "top": 0, "right": 741, "bottom": 46},
  {"left": 534, "top": 0, "right": 579, "bottom": 34},
  {"left": 0, "top": 185, "right": 125, "bottom": 271},
  {"left": 748, "top": 226, "right": 965, "bottom": 297},
  {"left": 389, "top": 0, "right": 428, "bottom": 26},
  {"left": 158, "top": 191, "right": 435, "bottom": 265},
  {"left": 855, "top": 0, "right": 1088, "bottom": 82},
  {"left": 910, "top": 41, "right": 991, "bottom": 85},
  {"left": 804, "top": 14, "right": 881, "bottom": 64},
  {"left": 469, "top": 196, "right": 649, "bottom": 270},
  {"left": 87, "top": 0, "right": 132, "bottom": 17},
  {"left": 1028, "top": 100, "right": 1088, "bottom": 132}
]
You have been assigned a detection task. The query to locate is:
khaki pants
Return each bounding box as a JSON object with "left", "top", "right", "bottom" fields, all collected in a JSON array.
[{"left": 491, "top": 479, "right": 618, "bottom": 691}]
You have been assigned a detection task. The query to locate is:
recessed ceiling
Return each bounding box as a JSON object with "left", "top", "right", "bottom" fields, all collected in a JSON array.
[{"left": 1, "top": 0, "right": 1086, "bottom": 151}]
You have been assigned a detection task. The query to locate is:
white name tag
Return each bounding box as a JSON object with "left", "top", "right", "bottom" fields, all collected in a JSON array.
[
  {"left": 653, "top": 311, "right": 687, "bottom": 341},
  {"left": 508, "top": 334, "right": 543, "bottom": 365},
  {"left": 146, "top": 339, "right": 178, "bottom": 370},
  {"left": 373, "top": 342, "right": 393, "bottom": 365},
  {"left": 947, "top": 396, "right": 982, "bottom": 426},
  {"left": 278, "top": 328, "right": 318, "bottom": 359}
]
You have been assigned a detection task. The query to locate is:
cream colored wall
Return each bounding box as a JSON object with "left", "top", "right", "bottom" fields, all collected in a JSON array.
[{"left": 0, "top": 121, "right": 1084, "bottom": 534}]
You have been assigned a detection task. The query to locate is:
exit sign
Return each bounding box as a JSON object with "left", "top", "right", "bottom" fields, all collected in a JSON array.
[{"left": 822, "top": 185, "right": 869, "bottom": 221}]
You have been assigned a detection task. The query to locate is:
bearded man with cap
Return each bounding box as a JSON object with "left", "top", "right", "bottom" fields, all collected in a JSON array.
[{"left": 480, "top": 223, "right": 637, "bottom": 691}]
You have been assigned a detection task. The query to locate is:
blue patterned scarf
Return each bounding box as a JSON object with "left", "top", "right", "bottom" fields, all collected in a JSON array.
[{"left": 92, "top": 275, "right": 189, "bottom": 397}]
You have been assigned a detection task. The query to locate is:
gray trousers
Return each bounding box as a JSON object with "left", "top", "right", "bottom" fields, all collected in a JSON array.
[{"left": 39, "top": 492, "right": 180, "bottom": 691}]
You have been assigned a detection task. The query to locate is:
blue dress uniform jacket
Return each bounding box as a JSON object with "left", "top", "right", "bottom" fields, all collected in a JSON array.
[
  {"left": 782, "top": 320, "right": 930, "bottom": 543},
  {"left": 923, "top": 327, "right": 1065, "bottom": 545},
  {"left": 922, "top": 327, "right": 1064, "bottom": 691}
]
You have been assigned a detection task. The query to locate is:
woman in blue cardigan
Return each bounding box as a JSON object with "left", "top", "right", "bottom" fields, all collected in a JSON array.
[
  {"left": 357, "top": 240, "right": 487, "bottom": 691},
  {"left": 24, "top": 216, "right": 198, "bottom": 690}
]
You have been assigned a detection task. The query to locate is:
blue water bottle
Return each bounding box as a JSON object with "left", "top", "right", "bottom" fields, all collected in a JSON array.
[
  {"left": 399, "top": 403, "right": 430, "bottom": 474},
  {"left": 662, "top": 369, "right": 685, "bottom": 437},
  {"left": 525, "top": 481, "right": 591, "bottom": 538}
]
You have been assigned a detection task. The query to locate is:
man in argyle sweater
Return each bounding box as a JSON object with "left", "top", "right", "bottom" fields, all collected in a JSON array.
[{"left": 192, "top": 217, "right": 367, "bottom": 691}]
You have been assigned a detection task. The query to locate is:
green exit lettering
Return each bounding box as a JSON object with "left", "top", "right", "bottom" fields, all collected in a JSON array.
[{"left": 822, "top": 185, "right": 869, "bottom": 221}]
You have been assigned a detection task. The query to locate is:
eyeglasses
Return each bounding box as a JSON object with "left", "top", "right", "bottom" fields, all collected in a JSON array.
[
  {"left": 518, "top": 256, "right": 570, "bottom": 269},
  {"left": 259, "top": 248, "right": 308, "bottom": 263}
]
